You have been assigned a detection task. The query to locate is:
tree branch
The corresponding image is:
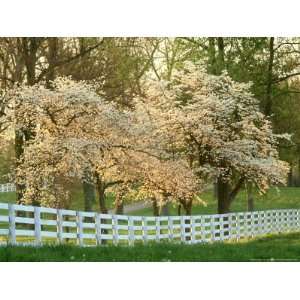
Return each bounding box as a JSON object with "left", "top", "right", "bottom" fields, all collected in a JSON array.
[
  {"left": 104, "top": 180, "right": 124, "bottom": 189},
  {"left": 36, "top": 39, "right": 105, "bottom": 83},
  {"left": 229, "top": 177, "right": 245, "bottom": 203},
  {"left": 272, "top": 72, "right": 300, "bottom": 84}
]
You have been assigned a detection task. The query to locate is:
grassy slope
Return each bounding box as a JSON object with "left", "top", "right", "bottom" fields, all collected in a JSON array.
[
  {"left": 0, "top": 187, "right": 115, "bottom": 211},
  {"left": 131, "top": 187, "right": 300, "bottom": 216},
  {"left": 1, "top": 232, "right": 300, "bottom": 261},
  {"left": 1, "top": 186, "right": 300, "bottom": 216},
  {"left": 0, "top": 192, "right": 16, "bottom": 204}
]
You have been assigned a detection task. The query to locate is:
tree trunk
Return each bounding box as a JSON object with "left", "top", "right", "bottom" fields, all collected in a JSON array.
[
  {"left": 217, "top": 37, "right": 225, "bottom": 72},
  {"left": 184, "top": 201, "right": 192, "bottom": 215},
  {"left": 22, "top": 37, "right": 41, "bottom": 86},
  {"left": 217, "top": 177, "right": 231, "bottom": 214},
  {"left": 15, "top": 129, "right": 25, "bottom": 204},
  {"left": 217, "top": 175, "right": 245, "bottom": 214},
  {"left": 161, "top": 203, "right": 169, "bottom": 216},
  {"left": 213, "top": 179, "right": 218, "bottom": 200},
  {"left": 115, "top": 192, "right": 124, "bottom": 215},
  {"left": 208, "top": 38, "right": 217, "bottom": 74},
  {"left": 265, "top": 37, "right": 274, "bottom": 116},
  {"left": 95, "top": 173, "right": 108, "bottom": 244},
  {"left": 98, "top": 185, "right": 107, "bottom": 214},
  {"left": 288, "top": 168, "right": 293, "bottom": 187},
  {"left": 95, "top": 174, "right": 107, "bottom": 214},
  {"left": 247, "top": 183, "right": 254, "bottom": 212},
  {"left": 46, "top": 37, "right": 58, "bottom": 88},
  {"left": 82, "top": 168, "right": 96, "bottom": 212},
  {"left": 297, "top": 159, "right": 300, "bottom": 187},
  {"left": 177, "top": 204, "right": 181, "bottom": 216},
  {"left": 14, "top": 38, "right": 42, "bottom": 203},
  {"left": 182, "top": 201, "right": 192, "bottom": 241},
  {"left": 152, "top": 198, "right": 159, "bottom": 216},
  {"left": 83, "top": 181, "right": 95, "bottom": 211}
]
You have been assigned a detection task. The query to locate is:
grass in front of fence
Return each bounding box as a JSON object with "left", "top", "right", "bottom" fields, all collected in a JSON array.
[{"left": 1, "top": 232, "right": 300, "bottom": 261}]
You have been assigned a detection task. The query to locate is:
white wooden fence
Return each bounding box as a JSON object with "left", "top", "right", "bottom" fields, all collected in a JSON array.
[
  {"left": 0, "top": 202, "right": 299, "bottom": 246},
  {"left": 0, "top": 183, "right": 15, "bottom": 193}
]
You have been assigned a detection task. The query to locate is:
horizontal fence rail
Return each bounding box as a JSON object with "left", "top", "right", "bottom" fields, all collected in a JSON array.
[
  {"left": 0, "top": 183, "right": 15, "bottom": 193},
  {"left": 0, "top": 202, "right": 300, "bottom": 246}
]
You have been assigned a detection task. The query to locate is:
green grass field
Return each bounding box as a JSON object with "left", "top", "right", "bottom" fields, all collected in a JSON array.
[
  {"left": 1, "top": 232, "right": 300, "bottom": 261},
  {"left": 1, "top": 186, "right": 300, "bottom": 216},
  {"left": 131, "top": 187, "right": 300, "bottom": 216},
  {"left": 1, "top": 187, "right": 300, "bottom": 261},
  {"left": 0, "top": 184, "right": 115, "bottom": 211}
]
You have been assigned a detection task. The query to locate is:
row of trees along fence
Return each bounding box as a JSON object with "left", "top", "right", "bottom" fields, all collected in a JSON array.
[{"left": 0, "top": 202, "right": 299, "bottom": 246}]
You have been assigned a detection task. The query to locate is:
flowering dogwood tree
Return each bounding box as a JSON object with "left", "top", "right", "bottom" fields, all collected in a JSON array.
[
  {"left": 7, "top": 78, "right": 203, "bottom": 213},
  {"left": 3, "top": 62, "right": 289, "bottom": 215},
  {"left": 0, "top": 91, "right": 15, "bottom": 184},
  {"left": 137, "top": 62, "right": 290, "bottom": 213},
  {"left": 0, "top": 91, "right": 13, "bottom": 148}
]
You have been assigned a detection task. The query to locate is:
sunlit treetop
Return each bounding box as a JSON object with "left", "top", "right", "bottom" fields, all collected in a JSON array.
[{"left": 135, "top": 62, "right": 290, "bottom": 193}]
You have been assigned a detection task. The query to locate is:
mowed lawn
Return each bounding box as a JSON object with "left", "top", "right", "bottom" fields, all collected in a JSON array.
[
  {"left": 131, "top": 187, "right": 300, "bottom": 216},
  {"left": 1, "top": 186, "right": 300, "bottom": 216},
  {"left": 1, "top": 187, "right": 300, "bottom": 261},
  {"left": 0, "top": 185, "right": 116, "bottom": 212},
  {"left": 1, "top": 232, "right": 300, "bottom": 261}
]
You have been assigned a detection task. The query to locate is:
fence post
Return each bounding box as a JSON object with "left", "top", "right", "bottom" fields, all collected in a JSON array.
[
  {"left": 292, "top": 210, "right": 296, "bottom": 231},
  {"left": 200, "top": 216, "right": 205, "bottom": 243},
  {"left": 112, "top": 215, "right": 118, "bottom": 245},
  {"left": 180, "top": 216, "right": 185, "bottom": 243},
  {"left": 236, "top": 214, "right": 240, "bottom": 241},
  {"left": 288, "top": 210, "right": 293, "bottom": 232},
  {"left": 268, "top": 211, "right": 272, "bottom": 233},
  {"left": 34, "top": 206, "right": 41, "bottom": 246},
  {"left": 219, "top": 215, "right": 224, "bottom": 241},
  {"left": 289, "top": 210, "right": 293, "bottom": 231},
  {"left": 168, "top": 216, "right": 173, "bottom": 242},
  {"left": 76, "top": 211, "right": 83, "bottom": 246},
  {"left": 250, "top": 213, "right": 254, "bottom": 238},
  {"left": 190, "top": 216, "right": 196, "bottom": 243},
  {"left": 286, "top": 210, "right": 290, "bottom": 231},
  {"left": 277, "top": 211, "right": 281, "bottom": 233},
  {"left": 8, "top": 204, "right": 16, "bottom": 245},
  {"left": 279, "top": 211, "right": 284, "bottom": 233},
  {"left": 156, "top": 217, "right": 160, "bottom": 243},
  {"left": 227, "top": 214, "right": 236, "bottom": 240},
  {"left": 293, "top": 210, "right": 298, "bottom": 231},
  {"left": 128, "top": 216, "right": 134, "bottom": 246},
  {"left": 210, "top": 216, "right": 215, "bottom": 242},
  {"left": 282, "top": 210, "right": 286, "bottom": 232},
  {"left": 273, "top": 210, "right": 278, "bottom": 233},
  {"left": 142, "top": 216, "right": 148, "bottom": 244},
  {"left": 57, "top": 209, "right": 63, "bottom": 244},
  {"left": 95, "top": 213, "right": 101, "bottom": 246}
]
